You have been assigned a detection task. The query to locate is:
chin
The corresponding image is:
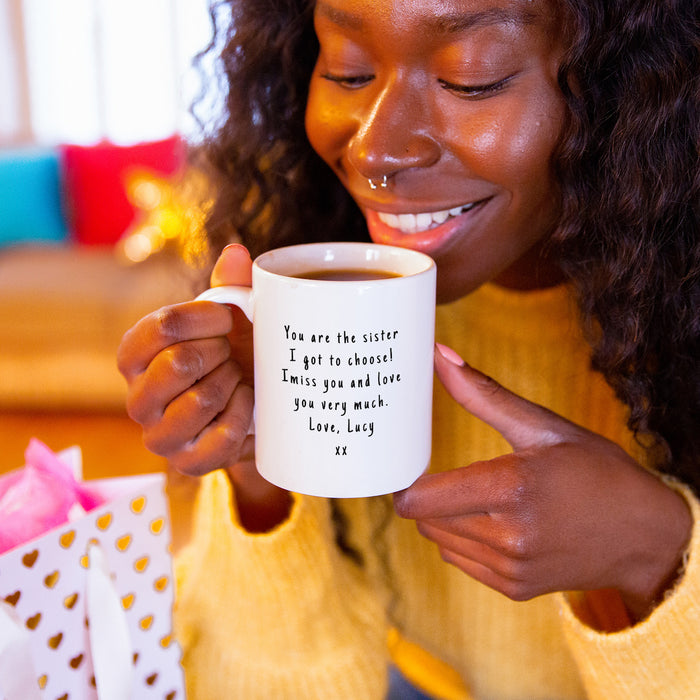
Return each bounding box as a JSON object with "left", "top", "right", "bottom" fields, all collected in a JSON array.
[{"left": 435, "top": 273, "right": 482, "bottom": 305}]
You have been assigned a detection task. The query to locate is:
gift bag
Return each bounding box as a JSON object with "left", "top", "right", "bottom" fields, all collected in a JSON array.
[{"left": 0, "top": 443, "right": 186, "bottom": 700}]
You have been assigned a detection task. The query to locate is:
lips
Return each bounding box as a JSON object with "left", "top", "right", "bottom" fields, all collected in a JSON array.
[{"left": 365, "top": 199, "right": 490, "bottom": 255}]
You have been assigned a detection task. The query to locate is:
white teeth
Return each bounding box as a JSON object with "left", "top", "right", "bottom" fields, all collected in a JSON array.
[
  {"left": 398, "top": 213, "right": 417, "bottom": 233},
  {"left": 415, "top": 212, "right": 433, "bottom": 230},
  {"left": 377, "top": 202, "right": 477, "bottom": 234},
  {"left": 382, "top": 213, "right": 400, "bottom": 228}
]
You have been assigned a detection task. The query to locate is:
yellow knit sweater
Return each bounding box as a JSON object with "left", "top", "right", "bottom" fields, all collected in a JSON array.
[{"left": 173, "top": 283, "right": 700, "bottom": 699}]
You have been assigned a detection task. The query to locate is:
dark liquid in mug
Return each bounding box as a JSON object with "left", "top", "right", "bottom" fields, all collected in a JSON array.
[{"left": 293, "top": 268, "right": 402, "bottom": 281}]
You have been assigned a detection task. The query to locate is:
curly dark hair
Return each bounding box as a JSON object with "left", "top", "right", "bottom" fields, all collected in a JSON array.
[
  {"left": 193, "top": 0, "right": 699, "bottom": 490},
  {"left": 552, "top": 0, "right": 700, "bottom": 488},
  {"left": 194, "top": 0, "right": 367, "bottom": 258}
]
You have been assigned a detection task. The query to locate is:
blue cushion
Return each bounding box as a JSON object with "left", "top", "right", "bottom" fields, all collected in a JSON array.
[{"left": 0, "top": 148, "right": 69, "bottom": 246}]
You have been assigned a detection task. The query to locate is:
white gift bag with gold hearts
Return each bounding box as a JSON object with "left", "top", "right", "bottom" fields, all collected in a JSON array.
[{"left": 0, "top": 449, "right": 185, "bottom": 700}]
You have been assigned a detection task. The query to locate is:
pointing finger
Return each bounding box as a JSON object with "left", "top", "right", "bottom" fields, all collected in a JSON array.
[
  {"left": 394, "top": 453, "right": 527, "bottom": 520},
  {"left": 434, "top": 343, "right": 573, "bottom": 451}
]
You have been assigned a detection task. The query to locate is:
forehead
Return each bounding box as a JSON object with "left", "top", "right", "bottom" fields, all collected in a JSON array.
[
  {"left": 312, "top": 0, "right": 564, "bottom": 67},
  {"left": 314, "top": 0, "right": 558, "bottom": 31}
]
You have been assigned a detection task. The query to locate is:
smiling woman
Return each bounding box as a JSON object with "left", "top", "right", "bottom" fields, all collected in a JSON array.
[
  {"left": 116, "top": 1, "right": 700, "bottom": 699},
  {"left": 305, "top": 0, "right": 566, "bottom": 300}
]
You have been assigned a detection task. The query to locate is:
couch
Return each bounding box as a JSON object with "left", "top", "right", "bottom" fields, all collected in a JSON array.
[{"left": 0, "top": 137, "right": 202, "bottom": 549}]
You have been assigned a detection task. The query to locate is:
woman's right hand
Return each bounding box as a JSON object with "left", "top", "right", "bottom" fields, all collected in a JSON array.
[{"left": 117, "top": 244, "right": 292, "bottom": 531}]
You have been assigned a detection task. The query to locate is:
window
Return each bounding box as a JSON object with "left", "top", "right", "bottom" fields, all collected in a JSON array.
[{"left": 0, "top": 0, "right": 214, "bottom": 146}]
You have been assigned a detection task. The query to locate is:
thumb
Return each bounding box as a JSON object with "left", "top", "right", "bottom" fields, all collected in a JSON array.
[
  {"left": 434, "top": 342, "right": 568, "bottom": 451},
  {"left": 210, "top": 243, "right": 253, "bottom": 287}
]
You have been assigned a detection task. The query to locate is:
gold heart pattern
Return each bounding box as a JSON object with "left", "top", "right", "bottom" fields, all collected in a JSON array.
[
  {"left": 130, "top": 495, "right": 146, "bottom": 514},
  {"left": 0, "top": 478, "right": 183, "bottom": 697},
  {"left": 59, "top": 529, "right": 76, "bottom": 548},
  {"left": 43, "top": 570, "right": 60, "bottom": 588},
  {"left": 4, "top": 590, "right": 20, "bottom": 606},
  {"left": 96, "top": 512, "right": 113, "bottom": 530},
  {"left": 116, "top": 533, "right": 132, "bottom": 551},
  {"left": 21, "top": 549, "right": 39, "bottom": 567},
  {"left": 134, "top": 555, "right": 150, "bottom": 573}
]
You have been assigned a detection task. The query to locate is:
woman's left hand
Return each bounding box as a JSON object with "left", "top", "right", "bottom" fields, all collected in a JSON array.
[{"left": 393, "top": 344, "right": 692, "bottom": 620}]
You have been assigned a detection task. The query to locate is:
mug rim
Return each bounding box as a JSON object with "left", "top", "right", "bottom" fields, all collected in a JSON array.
[{"left": 253, "top": 241, "right": 435, "bottom": 280}]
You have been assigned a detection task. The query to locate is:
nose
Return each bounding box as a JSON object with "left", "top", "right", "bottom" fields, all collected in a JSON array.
[{"left": 347, "top": 77, "right": 441, "bottom": 181}]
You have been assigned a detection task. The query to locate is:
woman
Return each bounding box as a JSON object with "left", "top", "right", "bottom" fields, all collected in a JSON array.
[{"left": 118, "top": 0, "right": 700, "bottom": 697}]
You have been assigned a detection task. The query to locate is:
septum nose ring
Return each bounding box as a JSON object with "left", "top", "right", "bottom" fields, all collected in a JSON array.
[{"left": 368, "top": 175, "right": 388, "bottom": 190}]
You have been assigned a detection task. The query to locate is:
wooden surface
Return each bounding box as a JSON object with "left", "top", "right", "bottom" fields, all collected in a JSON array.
[{"left": 0, "top": 410, "right": 199, "bottom": 552}]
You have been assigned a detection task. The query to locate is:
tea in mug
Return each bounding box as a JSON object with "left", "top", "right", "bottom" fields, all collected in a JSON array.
[{"left": 294, "top": 268, "right": 402, "bottom": 281}]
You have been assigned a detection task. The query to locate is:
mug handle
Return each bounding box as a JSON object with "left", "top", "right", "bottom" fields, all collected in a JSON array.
[
  {"left": 195, "top": 285, "right": 254, "bottom": 322},
  {"left": 195, "top": 285, "right": 257, "bottom": 437}
]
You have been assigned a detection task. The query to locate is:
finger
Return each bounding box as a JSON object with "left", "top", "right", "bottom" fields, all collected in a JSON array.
[
  {"left": 413, "top": 517, "right": 533, "bottom": 598},
  {"left": 126, "top": 336, "right": 233, "bottom": 425},
  {"left": 118, "top": 300, "right": 234, "bottom": 380},
  {"left": 211, "top": 243, "right": 253, "bottom": 287},
  {"left": 143, "top": 359, "right": 243, "bottom": 455},
  {"left": 226, "top": 304, "right": 255, "bottom": 385},
  {"left": 437, "top": 548, "right": 539, "bottom": 602},
  {"left": 417, "top": 514, "right": 495, "bottom": 551},
  {"left": 168, "top": 382, "right": 255, "bottom": 477},
  {"left": 417, "top": 519, "right": 529, "bottom": 584},
  {"left": 434, "top": 343, "right": 572, "bottom": 451},
  {"left": 393, "top": 453, "right": 532, "bottom": 519},
  {"left": 417, "top": 512, "right": 535, "bottom": 564},
  {"left": 208, "top": 244, "right": 255, "bottom": 382}
]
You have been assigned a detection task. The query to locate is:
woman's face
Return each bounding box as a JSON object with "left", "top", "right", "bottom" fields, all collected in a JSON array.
[{"left": 305, "top": 0, "right": 566, "bottom": 302}]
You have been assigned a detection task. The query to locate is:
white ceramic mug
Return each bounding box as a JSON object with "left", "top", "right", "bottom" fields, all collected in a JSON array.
[{"left": 196, "top": 242, "right": 436, "bottom": 497}]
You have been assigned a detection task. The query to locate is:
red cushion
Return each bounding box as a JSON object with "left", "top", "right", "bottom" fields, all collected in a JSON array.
[{"left": 60, "top": 136, "right": 185, "bottom": 246}]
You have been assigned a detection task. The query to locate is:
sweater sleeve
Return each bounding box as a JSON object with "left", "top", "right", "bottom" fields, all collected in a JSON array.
[
  {"left": 172, "top": 470, "right": 389, "bottom": 700},
  {"left": 558, "top": 481, "right": 700, "bottom": 700}
]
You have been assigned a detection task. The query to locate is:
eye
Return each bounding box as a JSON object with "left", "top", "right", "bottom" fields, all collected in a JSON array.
[
  {"left": 320, "top": 72, "right": 375, "bottom": 89},
  {"left": 438, "top": 75, "right": 514, "bottom": 99}
]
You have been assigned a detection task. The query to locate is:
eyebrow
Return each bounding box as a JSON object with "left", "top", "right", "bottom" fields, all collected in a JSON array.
[
  {"left": 315, "top": 2, "right": 364, "bottom": 30},
  {"left": 314, "top": 2, "right": 538, "bottom": 33},
  {"left": 433, "top": 7, "right": 538, "bottom": 32}
]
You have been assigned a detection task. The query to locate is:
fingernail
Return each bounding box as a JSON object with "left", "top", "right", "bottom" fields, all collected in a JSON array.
[
  {"left": 435, "top": 342, "right": 466, "bottom": 367},
  {"left": 223, "top": 243, "right": 250, "bottom": 255}
]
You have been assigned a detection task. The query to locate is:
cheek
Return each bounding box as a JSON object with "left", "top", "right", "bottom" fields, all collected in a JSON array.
[
  {"left": 304, "top": 92, "right": 329, "bottom": 162},
  {"left": 511, "top": 106, "right": 564, "bottom": 187},
  {"left": 449, "top": 103, "right": 562, "bottom": 189},
  {"left": 305, "top": 84, "right": 350, "bottom": 168}
]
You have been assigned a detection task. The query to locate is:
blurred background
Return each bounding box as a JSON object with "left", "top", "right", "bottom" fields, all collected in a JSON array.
[
  {"left": 1, "top": 0, "right": 215, "bottom": 145},
  {"left": 0, "top": 0, "right": 224, "bottom": 548}
]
